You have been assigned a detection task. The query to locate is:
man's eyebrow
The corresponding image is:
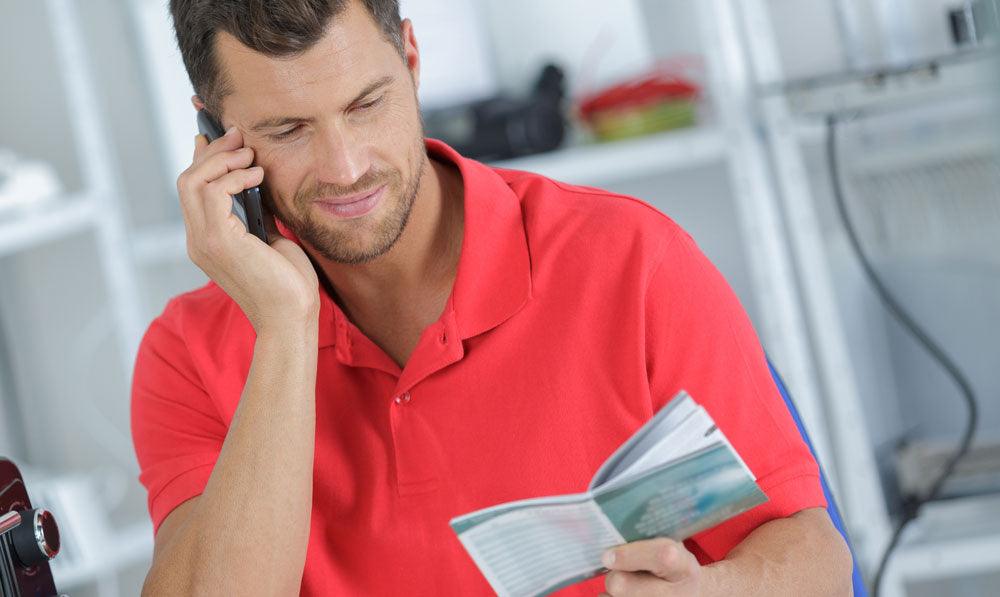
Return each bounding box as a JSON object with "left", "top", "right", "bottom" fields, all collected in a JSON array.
[
  {"left": 249, "top": 115, "right": 314, "bottom": 133},
  {"left": 347, "top": 75, "right": 394, "bottom": 107},
  {"left": 248, "top": 76, "right": 396, "bottom": 133}
]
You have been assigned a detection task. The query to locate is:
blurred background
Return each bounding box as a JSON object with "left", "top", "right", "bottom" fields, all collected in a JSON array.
[{"left": 1, "top": 0, "right": 999, "bottom": 595}]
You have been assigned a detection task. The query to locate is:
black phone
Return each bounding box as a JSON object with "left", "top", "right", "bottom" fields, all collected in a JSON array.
[{"left": 196, "top": 109, "right": 269, "bottom": 243}]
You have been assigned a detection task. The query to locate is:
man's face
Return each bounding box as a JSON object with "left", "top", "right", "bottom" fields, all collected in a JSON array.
[{"left": 214, "top": 1, "right": 425, "bottom": 264}]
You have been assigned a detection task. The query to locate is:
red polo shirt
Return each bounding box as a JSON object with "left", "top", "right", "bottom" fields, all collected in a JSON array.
[{"left": 132, "top": 139, "right": 825, "bottom": 595}]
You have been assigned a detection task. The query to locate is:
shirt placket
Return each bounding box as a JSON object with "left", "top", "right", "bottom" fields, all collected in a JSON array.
[{"left": 389, "top": 310, "right": 463, "bottom": 495}]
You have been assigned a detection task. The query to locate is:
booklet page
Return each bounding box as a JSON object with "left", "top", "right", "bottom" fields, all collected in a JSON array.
[
  {"left": 455, "top": 499, "right": 625, "bottom": 597},
  {"left": 589, "top": 391, "right": 697, "bottom": 489},
  {"left": 595, "top": 443, "right": 767, "bottom": 541},
  {"left": 602, "top": 407, "right": 721, "bottom": 491}
]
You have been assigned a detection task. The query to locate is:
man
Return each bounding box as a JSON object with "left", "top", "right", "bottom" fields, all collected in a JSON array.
[{"left": 131, "top": 0, "right": 853, "bottom": 595}]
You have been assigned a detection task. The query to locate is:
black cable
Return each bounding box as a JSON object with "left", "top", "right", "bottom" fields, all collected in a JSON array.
[{"left": 825, "top": 114, "right": 979, "bottom": 597}]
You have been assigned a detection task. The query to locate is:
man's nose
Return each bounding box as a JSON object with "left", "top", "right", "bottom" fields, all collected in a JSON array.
[{"left": 313, "top": 125, "right": 370, "bottom": 188}]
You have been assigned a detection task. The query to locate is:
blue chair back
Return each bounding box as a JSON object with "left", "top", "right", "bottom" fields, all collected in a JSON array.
[{"left": 767, "top": 358, "right": 868, "bottom": 596}]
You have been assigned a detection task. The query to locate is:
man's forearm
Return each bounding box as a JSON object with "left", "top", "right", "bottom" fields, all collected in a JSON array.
[
  {"left": 702, "top": 508, "right": 853, "bottom": 596},
  {"left": 143, "top": 322, "right": 319, "bottom": 596}
]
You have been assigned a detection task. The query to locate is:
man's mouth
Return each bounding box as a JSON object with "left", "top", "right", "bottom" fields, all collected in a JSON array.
[{"left": 313, "top": 185, "right": 385, "bottom": 219}]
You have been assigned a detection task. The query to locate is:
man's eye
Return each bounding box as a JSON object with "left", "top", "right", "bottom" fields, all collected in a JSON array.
[
  {"left": 355, "top": 97, "right": 383, "bottom": 112},
  {"left": 270, "top": 126, "right": 300, "bottom": 140}
]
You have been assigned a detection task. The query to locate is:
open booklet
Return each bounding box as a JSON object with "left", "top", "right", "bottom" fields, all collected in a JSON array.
[{"left": 450, "top": 390, "right": 768, "bottom": 597}]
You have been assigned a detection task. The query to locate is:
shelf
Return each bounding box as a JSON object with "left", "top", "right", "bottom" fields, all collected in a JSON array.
[
  {"left": 764, "top": 50, "right": 999, "bottom": 118},
  {"left": 0, "top": 193, "right": 97, "bottom": 258},
  {"left": 489, "top": 126, "right": 727, "bottom": 187},
  {"left": 881, "top": 494, "right": 1000, "bottom": 596},
  {"left": 133, "top": 220, "right": 187, "bottom": 267}
]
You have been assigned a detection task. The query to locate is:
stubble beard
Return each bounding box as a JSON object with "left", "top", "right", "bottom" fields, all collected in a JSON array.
[{"left": 273, "top": 140, "right": 427, "bottom": 265}]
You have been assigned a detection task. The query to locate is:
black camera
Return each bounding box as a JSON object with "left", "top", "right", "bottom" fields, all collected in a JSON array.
[
  {"left": 1, "top": 458, "right": 62, "bottom": 597},
  {"left": 423, "top": 64, "right": 567, "bottom": 161}
]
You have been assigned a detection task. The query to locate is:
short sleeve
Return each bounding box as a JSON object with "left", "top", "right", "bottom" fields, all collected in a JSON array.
[
  {"left": 130, "top": 299, "right": 227, "bottom": 534},
  {"left": 644, "top": 229, "right": 826, "bottom": 562}
]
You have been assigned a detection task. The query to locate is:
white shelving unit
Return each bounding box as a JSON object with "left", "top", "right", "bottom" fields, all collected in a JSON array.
[
  {"left": 1, "top": 0, "right": 149, "bottom": 381},
  {"left": 0, "top": 0, "right": 154, "bottom": 593},
  {"left": 739, "top": 1, "right": 1000, "bottom": 593},
  {"left": 48, "top": 0, "right": 147, "bottom": 377},
  {"left": 0, "top": 0, "right": 147, "bottom": 397},
  {"left": 736, "top": 0, "right": 894, "bottom": 576}
]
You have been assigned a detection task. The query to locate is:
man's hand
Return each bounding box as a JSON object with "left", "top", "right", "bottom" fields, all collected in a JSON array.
[
  {"left": 599, "top": 509, "right": 853, "bottom": 597},
  {"left": 177, "top": 126, "right": 319, "bottom": 332},
  {"left": 600, "top": 538, "right": 703, "bottom": 597}
]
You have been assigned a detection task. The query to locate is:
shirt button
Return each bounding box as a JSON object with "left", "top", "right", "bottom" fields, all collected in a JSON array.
[{"left": 394, "top": 391, "right": 411, "bottom": 405}]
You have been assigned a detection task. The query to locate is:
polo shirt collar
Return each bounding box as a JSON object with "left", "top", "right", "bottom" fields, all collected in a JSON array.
[
  {"left": 429, "top": 139, "right": 532, "bottom": 339},
  {"left": 314, "top": 138, "right": 532, "bottom": 349}
]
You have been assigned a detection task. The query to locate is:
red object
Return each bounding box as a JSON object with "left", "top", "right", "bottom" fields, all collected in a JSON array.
[
  {"left": 132, "top": 139, "right": 824, "bottom": 595},
  {"left": 578, "top": 70, "right": 700, "bottom": 121}
]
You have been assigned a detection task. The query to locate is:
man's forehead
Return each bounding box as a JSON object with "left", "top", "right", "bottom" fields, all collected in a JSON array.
[
  {"left": 212, "top": 8, "right": 398, "bottom": 119},
  {"left": 214, "top": 29, "right": 351, "bottom": 94}
]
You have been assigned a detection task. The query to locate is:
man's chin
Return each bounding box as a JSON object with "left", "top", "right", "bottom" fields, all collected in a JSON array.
[{"left": 286, "top": 223, "right": 397, "bottom": 265}]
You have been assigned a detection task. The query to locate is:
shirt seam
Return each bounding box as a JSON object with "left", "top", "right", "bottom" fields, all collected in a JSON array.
[
  {"left": 147, "top": 459, "right": 215, "bottom": 512},
  {"left": 642, "top": 228, "right": 684, "bottom": 297}
]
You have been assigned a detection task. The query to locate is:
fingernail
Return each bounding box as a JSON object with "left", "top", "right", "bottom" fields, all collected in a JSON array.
[
  {"left": 236, "top": 147, "right": 250, "bottom": 152},
  {"left": 225, "top": 126, "right": 237, "bottom": 136},
  {"left": 602, "top": 550, "right": 615, "bottom": 568}
]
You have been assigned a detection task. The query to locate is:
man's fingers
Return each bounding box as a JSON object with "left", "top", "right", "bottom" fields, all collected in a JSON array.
[
  {"left": 178, "top": 142, "right": 255, "bottom": 217},
  {"left": 192, "top": 125, "right": 243, "bottom": 159},
  {"left": 208, "top": 166, "right": 265, "bottom": 197},
  {"left": 602, "top": 538, "right": 697, "bottom": 582},
  {"left": 201, "top": 167, "right": 265, "bottom": 220},
  {"left": 189, "top": 126, "right": 252, "bottom": 185},
  {"left": 192, "top": 133, "right": 209, "bottom": 158},
  {"left": 192, "top": 147, "right": 256, "bottom": 186}
]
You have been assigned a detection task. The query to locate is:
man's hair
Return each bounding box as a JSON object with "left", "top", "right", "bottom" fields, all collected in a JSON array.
[{"left": 170, "top": 0, "right": 403, "bottom": 114}]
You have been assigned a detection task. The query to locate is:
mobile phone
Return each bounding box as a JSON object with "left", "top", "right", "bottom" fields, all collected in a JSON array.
[{"left": 196, "top": 109, "right": 269, "bottom": 243}]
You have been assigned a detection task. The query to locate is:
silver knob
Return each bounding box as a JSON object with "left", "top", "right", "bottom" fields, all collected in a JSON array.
[{"left": 11, "top": 508, "right": 60, "bottom": 567}]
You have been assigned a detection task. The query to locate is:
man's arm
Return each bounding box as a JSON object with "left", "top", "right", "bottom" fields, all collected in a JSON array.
[
  {"left": 140, "top": 127, "right": 321, "bottom": 596},
  {"left": 142, "top": 323, "right": 318, "bottom": 596},
  {"left": 600, "top": 507, "right": 853, "bottom": 596}
]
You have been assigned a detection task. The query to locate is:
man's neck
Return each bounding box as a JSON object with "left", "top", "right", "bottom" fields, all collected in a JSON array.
[{"left": 310, "top": 156, "right": 465, "bottom": 366}]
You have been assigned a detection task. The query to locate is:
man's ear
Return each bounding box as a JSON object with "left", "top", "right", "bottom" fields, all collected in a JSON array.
[
  {"left": 401, "top": 18, "right": 420, "bottom": 90},
  {"left": 191, "top": 95, "right": 206, "bottom": 111}
]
